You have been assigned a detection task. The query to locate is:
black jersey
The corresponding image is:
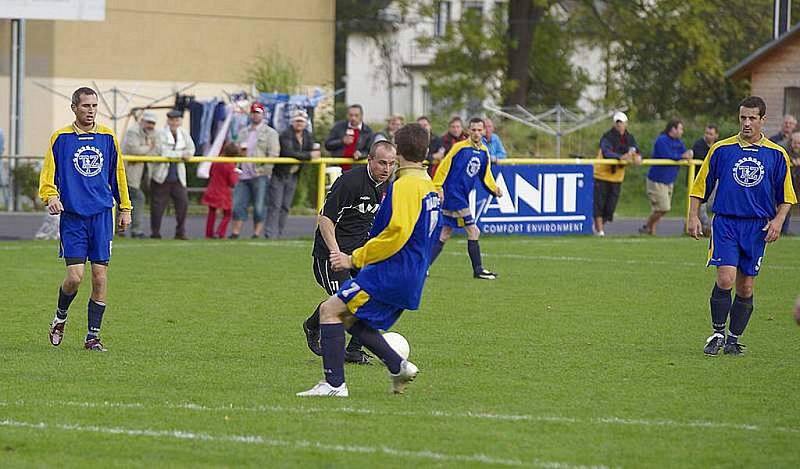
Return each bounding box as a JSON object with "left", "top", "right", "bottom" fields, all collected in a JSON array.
[{"left": 312, "top": 165, "right": 388, "bottom": 258}]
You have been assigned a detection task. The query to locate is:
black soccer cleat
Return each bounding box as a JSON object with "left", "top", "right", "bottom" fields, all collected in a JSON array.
[
  {"left": 474, "top": 268, "right": 497, "bottom": 280},
  {"left": 302, "top": 320, "right": 322, "bottom": 356},
  {"left": 345, "top": 348, "right": 373, "bottom": 365},
  {"left": 703, "top": 333, "right": 725, "bottom": 356},
  {"left": 723, "top": 342, "right": 746, "bottom": 356}
]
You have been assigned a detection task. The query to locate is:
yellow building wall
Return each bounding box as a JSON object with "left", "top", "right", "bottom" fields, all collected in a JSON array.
[{"left": 0, "top": 0, "right": 335, "bottom": 155}]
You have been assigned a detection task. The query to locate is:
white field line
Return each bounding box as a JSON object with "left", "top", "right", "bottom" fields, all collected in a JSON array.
[
  {"left": 1, "top": 239, "right": 795, "bottom": 271},
  {"left": 0, "top": 418, "right": 607, "bottom": 469},
  {"left": 4, "top": 399, "right": 799, "bottom": 435}
]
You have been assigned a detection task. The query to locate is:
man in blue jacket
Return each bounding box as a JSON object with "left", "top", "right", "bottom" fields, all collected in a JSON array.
[{"left": 640, "top": 119, "right": 692, "bottom": 235}]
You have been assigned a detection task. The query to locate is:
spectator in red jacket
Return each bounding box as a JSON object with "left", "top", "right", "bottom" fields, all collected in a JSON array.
[{"left": 202, "top": 142, "right": 240, "bottom": 238}]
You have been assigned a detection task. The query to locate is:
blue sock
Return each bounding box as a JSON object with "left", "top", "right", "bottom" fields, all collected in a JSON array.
[
  {"left": 727, "top": 295, "right": 754, "bottom": 343},
  {"left": 56, "top": 287, "right": 77, "bottom": 320},
  {"left": 710, "top": 284, "right": 731, "bottom": 335},
  {"left": 467, "top": 239, "right": 482, "bottom": 273},
  {"left": 348, "top": 321, "right": 403, "bottom": 374},
  {"left": 321, "top": 324, "right": 346, "bottom": 387},
  {"left": 87, "top": 299, "right": 106, "bottom": 341},
  {"left": 429, "top": 239, "right": 445, "bottom": 266}
]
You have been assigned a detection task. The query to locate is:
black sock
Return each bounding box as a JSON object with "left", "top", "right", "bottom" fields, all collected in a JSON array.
[
  {"left": 305, "top": 303, "right": 321, "bottom": 330},
  {"left": 727, "top": 295, "right": 754, "bottom": 344},
  {"left": 320, "top": 324, "right": 346, "bottom": 387},
  {"left": 429, "top": 240, "right": 445, "bottom": 266},
  {"left": 346, "top": 335, "right": 363, "bottom": 352},
  {"left": 347, "top": 321, "right": 402, "bottom": 374},
  {"left": 56, "top": 287, "right": 77, "bottom": 320},
  {"left": 467, "top": 239, "right": 482, "bottom": 273},
  {"left": 710, "top": 284, "right": 732, "bottom": 335},
  {"left": 87, "top": 299, "right": 106, "bottom": 341}
]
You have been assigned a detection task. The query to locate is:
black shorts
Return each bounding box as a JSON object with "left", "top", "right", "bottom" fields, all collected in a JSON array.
[
  {"left": 593, "top": 180, "right": 622, "bottom": 222},
  {"left": 312, "top": 257, "right": 354, "bottom": 296}
]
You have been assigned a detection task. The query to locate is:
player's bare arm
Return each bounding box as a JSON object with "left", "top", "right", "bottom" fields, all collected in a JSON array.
[
  {"left": 687, "top": 196, "right": 704, "bottom": 239},
  {"left": 317, "top": 214, "right": 340, "bottom": 253},
  {"left": 762, "top": 203, "right": 791, "bottom": 243}
]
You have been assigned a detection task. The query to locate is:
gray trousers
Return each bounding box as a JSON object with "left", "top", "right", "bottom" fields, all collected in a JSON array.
[
  {"left": 265, "top": 172, "right": 299, "bottom": 238},
  {"left": 698, "top": 186, "right": 716, "bottom": 228},
  {"left": 129, "top": 186, "right": 146, "bottom": 235}
]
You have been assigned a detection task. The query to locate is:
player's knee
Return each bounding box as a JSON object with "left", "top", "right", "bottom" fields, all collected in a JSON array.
[
  {"left": 466, "top": 225, "right": 480, "bottom": 240},
  {"left": 716, "top": 273, "right": 735, "bottom": 290},
  {"left": 65, "top": 270, "right": 83, "bottom": 287},
  {"left": 440, "top": 227, "right": 452, "bottom": 241},
  {"left": 736, "top": 282, "right": 754, "bottom": 298}
]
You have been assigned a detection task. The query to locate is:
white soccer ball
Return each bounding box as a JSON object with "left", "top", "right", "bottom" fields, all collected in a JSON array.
[{"left": 383, "top": 332, "right": 410, "bottom": 360}]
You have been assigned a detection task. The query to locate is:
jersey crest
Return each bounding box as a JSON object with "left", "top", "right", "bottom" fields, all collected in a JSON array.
[
  {"left": 732, "top": 156, "right": 764, "bottom": 188},
  {"left": 73, "top": 145, "right": 104, "bottom": 177},
  {"left": 466, "top": 156, "right": 481, "bottom": 177}
]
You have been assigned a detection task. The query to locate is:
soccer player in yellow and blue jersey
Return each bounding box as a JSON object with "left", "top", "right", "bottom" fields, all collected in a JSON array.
[
  {"left": 297, "top": 123, "right": 441, "bottom": 397},
  {"left": 689, "top": 96, "right": 796, "bottom": 356},
  {"left": 429, "top": 117, "right": 503, "bottom": 279},
  {"left": 39, "top": 87, "right": 132, "bottom": 352}
]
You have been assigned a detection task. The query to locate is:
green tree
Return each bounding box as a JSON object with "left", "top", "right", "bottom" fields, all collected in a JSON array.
[
  {"left": 527, "top": 16, "right": 590, "bottom": 107},
  {"left": 418, "top": 7, "right": 509, "bottom": 116},
  {"left": 572, "top": 0, "right": 776, "bottom": 118},
  {"left": 244, "top": 49, "right": 302, "bottom": 93}
]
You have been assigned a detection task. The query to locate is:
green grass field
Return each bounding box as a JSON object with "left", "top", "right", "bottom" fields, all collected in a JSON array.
[{"left": 1, "top": 236, "right": 799, "bottom": 468}]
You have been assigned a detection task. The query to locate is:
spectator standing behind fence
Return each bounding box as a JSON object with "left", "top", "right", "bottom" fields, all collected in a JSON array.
[
  {"left": 691, "top": 124, "right": 719, "bottom": 234},
  {"left": 769, "top": 114, "right": 797, "bottom": 150},
  {"left": 149, "top": 109, "right": 195, "bottom": 240},
  {"left": 433, "top": 116, "right": 469, "bottom": 177},
  {"left": 325, "top": 104, "right": 374, "bottom": 172},
  {"left": 640, "top": 119, "right": 693, "bottom": 236},
  {"left": 375, "top": 114, "right": 404, "bottom": 144},
  {"left": 593, "top": 112, "right": 641, "bottom": 237},
  {"left": 267, "top": 111, "right": 320, "bottom": 238},
  {"left": 230, "top": 103, "right": 279, "bottom": 239},
  {"left": 783, "top": 131, "right": 800, "bottom": 235},
  {"left": 483, "top": 117, "right": 507, "bottom": 162},
  {"left": 202, "top": 142, "right": 240, "bottom": 239},
  {"left": 121, "top": 110, "right": 158, "bottom": 238},
  {"left": 416, "top": 116, "right": 444, "bottom": 169}
]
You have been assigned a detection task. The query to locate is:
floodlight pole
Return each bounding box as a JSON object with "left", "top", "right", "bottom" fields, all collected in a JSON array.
[{"left": 8, "top": 18, "right": 25, "bottom": 211}]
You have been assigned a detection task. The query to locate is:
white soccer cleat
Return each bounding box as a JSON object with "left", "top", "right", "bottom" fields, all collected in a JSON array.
[
  {"left": 390, "top": 360, "right": 418, "bottom": 394},
  {"left": 296, "top": 380, "right": 349, "bottom": 397}
]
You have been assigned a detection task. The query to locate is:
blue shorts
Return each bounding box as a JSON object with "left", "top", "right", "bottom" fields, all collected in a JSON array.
[
  {"left": 336, "top": 278, "right": 403, "bottom": 331},
  {"left": 59, "top": 209, "right": 114, "bottom": 264},
  {"left": 442, "top": 208, "right": 475, "bottom": 228},
  {"left": 707, "top": 215, "right": 767, "bottom": 277}
]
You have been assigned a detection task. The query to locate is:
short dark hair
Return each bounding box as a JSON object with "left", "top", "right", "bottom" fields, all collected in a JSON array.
[
  {"left": 468, "top": 117, "right": 484, "bottom": 126},
  {"left": 448, "top": 116, "right": 463, "bottom": 125},
  {"left": 394, "top": 123, "right": 429, "bottom": 162},
  {"left": 347, "top": 104, "right": 363, "bottom": 114},
  {"left": 71, "top": 87, "right": 97, "bottom": 106},
  {"left": 222, "top": 142, "right": 241, "bottom": 157},
  {"left": 663, "top": 119, "right": 682, "bottom": 135},
  {"left": 706, "top": 123, "right": 718, "bottom": 132},
  {"left": 739, "top": 96, "right": 767, "bottom": 117},
  {"left": 416, "top": 115, "right": 430, "bottom": 124}
]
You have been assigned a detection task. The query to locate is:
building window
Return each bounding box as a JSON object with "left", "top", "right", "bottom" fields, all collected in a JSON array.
[
  {"left": 464, "top": 1, "right": 484, "bottom": 16},
  {"left": 422, "top": 86, "right": 432, "bottom": 116},
  {"left": 435, "top": 1, "right": 452, "bottom": 37},
  {"left": 784, "top": 87, "right": 800, "bottom": 119}
]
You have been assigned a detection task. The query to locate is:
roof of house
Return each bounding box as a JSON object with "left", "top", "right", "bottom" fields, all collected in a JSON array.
[{"left": 726, "top": 22, "right": 800, "bottom": 79}]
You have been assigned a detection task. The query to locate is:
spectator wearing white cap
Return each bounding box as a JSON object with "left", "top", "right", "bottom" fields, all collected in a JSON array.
[
  {"left": 267, "top": 110, "right": 320, "bottom": 238},
  {"left": 121, "top": 110, "right": 158, "bottom": 238},
  {"left": 593, "top": 111, "right": 642, "bottom": 236}
]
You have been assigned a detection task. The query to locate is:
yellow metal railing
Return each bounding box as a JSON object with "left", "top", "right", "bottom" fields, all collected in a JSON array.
[{"left": 10, "top": 154, "right": 704, "bottom": 230}]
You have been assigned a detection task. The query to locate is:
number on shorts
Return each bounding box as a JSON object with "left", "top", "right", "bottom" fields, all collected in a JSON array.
[{"left": 341, "top": 282, "right": 361, "bottom": 297}]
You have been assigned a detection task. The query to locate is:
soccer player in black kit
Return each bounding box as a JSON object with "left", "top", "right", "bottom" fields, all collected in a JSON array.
[{"left": 303, "top": 140, "right": 396, "bottom": 363}]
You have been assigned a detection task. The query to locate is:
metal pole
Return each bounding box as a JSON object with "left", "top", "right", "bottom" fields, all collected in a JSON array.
[
  {"left": 316, "top": 161, "right": 327, "bottom": 214},
  {"left": 555, "top": 103, "right": 562, "bottom": 158},
  {"left": 686, "top": 160, "right": 697, "bottom": 234},
  {"left": 8, "top": 19, "right": 25, "bottom": 211},
  {"left": 112, "top": 86, "right": 118, "bottom": 135}
]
